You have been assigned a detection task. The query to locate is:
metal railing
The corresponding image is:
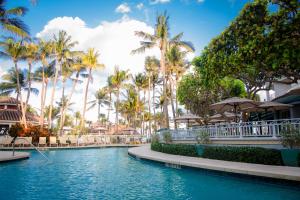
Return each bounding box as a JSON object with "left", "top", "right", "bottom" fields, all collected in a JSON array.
[{"left": 158, "top": 118, "right": 300, "bottom": 141}]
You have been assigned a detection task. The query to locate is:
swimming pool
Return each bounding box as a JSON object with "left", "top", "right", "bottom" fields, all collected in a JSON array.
[{"left": 0, "top": 148, "right": 300, "bottom": 200}]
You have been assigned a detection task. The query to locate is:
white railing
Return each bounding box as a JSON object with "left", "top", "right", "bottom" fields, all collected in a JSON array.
[{"left": 158, "top": 118, "right": 300, "bottom": 141}]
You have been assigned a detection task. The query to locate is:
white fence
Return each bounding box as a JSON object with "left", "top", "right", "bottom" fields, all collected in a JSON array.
[{"left": 158, "top": 118, "right": 300, "bottom": 141}]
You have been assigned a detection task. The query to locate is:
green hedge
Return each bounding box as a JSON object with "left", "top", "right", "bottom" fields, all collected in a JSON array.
[
  {"left": 298, "top": 153, "right": 300, "bottom": 166},
  {"left": 151, "top": 142, "right": 285, "bottom": 166},
  {"left": 202, "top": 146, "right": 283, "bottom": 166},
  {"left": 151, "top": 142, "right": 198, "bottom": 157}
]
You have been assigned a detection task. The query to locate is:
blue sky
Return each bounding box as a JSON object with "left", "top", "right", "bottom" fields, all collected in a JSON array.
[
  {"left": 3, "top": 0, "right": 251, "bottom": 121},
  {"left": 8, "top": 0, "right": 249, "bottom": 54}
]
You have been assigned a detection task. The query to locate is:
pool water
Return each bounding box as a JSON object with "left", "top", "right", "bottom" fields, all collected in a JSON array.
[{"left": 0, "top": 148, "right": 300, "bottom": 200}]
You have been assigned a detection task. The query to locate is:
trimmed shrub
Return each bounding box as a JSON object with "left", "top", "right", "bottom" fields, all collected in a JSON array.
[
  {"left": 163, "top": 131, "right": 172, "bottom": 144},
  {"left": 202, "top": 146, "right": 283, "bottom": 166},
  {"left": 298, "top": 153, "right": 300, "bottom": 167},
  {"left": 196, "top": 130, "right": 210, "bottom": 144},
  {"left": 280, "top": 124, "right": 300, "bottom": 149},
  {"left": 151, "top": 142, "right": 198, "bottom": 157}
]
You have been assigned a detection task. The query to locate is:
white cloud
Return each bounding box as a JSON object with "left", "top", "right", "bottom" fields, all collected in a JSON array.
[
  {"left": 197, "top": 0, "right": 204, "bottom": 3},
  {"left": 115, "top": 3, "right": 131, "bottom": 14},
  {"left": 36, "top": 16, "right": 160, "bottom": 121},
  {"left": 150, "top": 0, "right": 170, "bottom": 5},
  {"left": 136, "top": 3, "right": 144, "bottom": 10}
]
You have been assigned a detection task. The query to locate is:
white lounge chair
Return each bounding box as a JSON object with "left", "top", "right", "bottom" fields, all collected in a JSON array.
[
  {"left": 0, "top": 136, "right": 12, "bottom": 147},
  {"left": 15, "top": 137, "right": 31, "bottom": 147},
  {"left": 23, "top": 137, "right": 32, "bottom": 147},
  {"left": 38, "top": 137, "right": 47, "bottom": 147},
  {"left": 49, "top": 136, "right": 58, "bottom": 147},
  {"left": 68, "top": 136, "right": 77, "bottom": 146},
  {"left": 59, "top": 137, "right": 68, "bottom": 146}
]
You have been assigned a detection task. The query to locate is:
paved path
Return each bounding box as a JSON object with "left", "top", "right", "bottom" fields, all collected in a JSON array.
[
  {"left": 128, "top": 145, "right": 300, "bottom": 182},
  {"left": 0, "top": 151, "right": 30, "bottom": 162}
]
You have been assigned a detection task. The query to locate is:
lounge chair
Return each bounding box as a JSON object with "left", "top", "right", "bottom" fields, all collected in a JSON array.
[
  {"left": 23, "top": 137, "right": 32, "bottom": 147},
  {"left": 87, "top": 136, "right": 95, "bottom": 145},
  {"left": 77, "top": 136, "right": 86, "bottom": 146},
  {"left": 49, "top": 136, "right": 58, "bottom": 147},
  {"left": 0, "top": 136, "right": 11, "bottom": 147},
  {"left": 38, "top": 137, "right": 47, "bottom": 147},
  {"left": 59, "top": 137, "right": 68, "bottom": 146},
  {"left": 14, "top": 137, "right": 26, "bottom": 147},
  {"left": 68, "top": 136, "right": 77, "bottom": 146}
]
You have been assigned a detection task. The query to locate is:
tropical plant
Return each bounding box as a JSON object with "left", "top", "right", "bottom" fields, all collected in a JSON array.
[
  {"left": 196, "top": 130, "right": 211, "bottom": 144},
  {"left": 104, "top": 75, "right": 114, "bottom": 124},
  {"left": 80, "top": 48, "right": 104, "bottom": 130},
  {"left": 111, "top": 66, "right": 129, "bottom": 131},
  {"left": 88, "top": 88, "right": 109, "bottom": 121},
  {"left": 0, "top": 0, "right": 29, "bottom": 37},
  {"left": 0, "top": 37, "right": 27, "bottom": 127},
  {"left": 132, "top": 12, "right": 194, "bottom": 128},
  {"left": 48, "top": 30, "right": 78, "bottom": 128},
  {"left": 280, "top": 124, "right": 300, "bottom": 149}
]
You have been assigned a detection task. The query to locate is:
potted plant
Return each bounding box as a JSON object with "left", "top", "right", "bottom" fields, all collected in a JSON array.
[{"left": 280, "top": 124, "right": 300, "bottom": 167}]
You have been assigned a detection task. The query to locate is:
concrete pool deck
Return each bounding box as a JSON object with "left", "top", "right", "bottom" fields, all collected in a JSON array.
[
  {"left": 0, "top": 151, "right": 30, "bottom": 162},
  {"left": 128, "top": 145, "right": 300, "bottom": 182}
]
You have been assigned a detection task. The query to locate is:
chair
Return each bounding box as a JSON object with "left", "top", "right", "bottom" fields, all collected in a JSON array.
[
  {"left": 68, "top": 136, "right": 78, "bottom": 146},
  {"left": 49, "top": 136, "right": 58, "bottom": 147},
  {"left": 38, "top": 137, "right": 47, "bottom": 147},
  {"left": 0, "top": 136, "right": 11, "bottom": 147},
  {"left": 59, "top": 137, "right": 68, "bottom": 146},
  {"left": 87, "top": 136, "right": 95, "bottom": 145},
  {"left": 14, "top": 137, "right": 25, "bottom": 147},
  {"left": 23, "top": 137, "right": 32, "bottom": 147},
  {"left": 77, "top": 136, "right": 86, "bottom": 146}
]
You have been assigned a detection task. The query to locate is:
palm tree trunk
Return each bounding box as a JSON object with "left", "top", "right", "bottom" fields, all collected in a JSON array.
[
  {"left": 81, "top": 68, "right": 92, "bottom": 132},
  {"left": 175, "top": 78, "right": 178, "bottom": 117},
  {"left": 14, "top": 61, "right": 27, "bottom": 128},
  {"left": 48, "top": 60, "right": 60, "bottom": 129},
  {"left": 61, "top": 71, "right": 79, "bottom": 129},
  {"left": 148, "top": 76, "right": 151, "bottom": 136},
  {"left": 39, "top": 64, "right": 45, "bottom": 127},
  {"left": 24, "top": 61, "right": 32, "bottom": 114},
  {"left": 152, "top": 82, "right": 156, "bottom": 131},
  {"left": 42, "top": 81, "right": 48, "bottom": 128},
  {"left": 160, "top": 46, "right": 169, "bottom": 128},
  {"left": 107, "top": 92, "right": 111, "bottom": 123},
  {"left": 59, "top": 79, "right": 66, "bottom": 135},
  {"left": 116, "top": 89, "right": 120, "bottom": 133},
  {"left": 98, "top": 101, "right": 101, "bottom": 121},
  {"left": 169, "top": 81, "right": 177, "bottom": 129}
]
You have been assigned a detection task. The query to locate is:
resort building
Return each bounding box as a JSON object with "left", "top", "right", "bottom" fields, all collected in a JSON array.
[{"left": 0, "top": 97, "right": 39, "bottom": 135}]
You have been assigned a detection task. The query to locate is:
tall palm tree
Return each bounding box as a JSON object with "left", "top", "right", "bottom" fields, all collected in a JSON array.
[
  {"left": 145, "top": 56, "right": 160, "bottom": 134},
  {"left": 23, "top": 41, "right": 39, "bottom": 113},
  {"left": 132, "top": 12, "right": 194, "bottom": 128},
  {"left": 74, "top": 111, "right": 81, "bottom": 127},
  {"left": 111, "top": 66, "right": 129, "bottom": 132},
  {"left": 88, "top": 88, "right": 109, "bottom": 121},
  {"left": 0, "top": 0, "right": 29, "bottom": 37},
  {"left": 34, "top": 65, "right": 54, "bottom": 127},
  {"left": 48, "top": 30, "right": 78, "bottom": 129},
  {"left": 0, "top": 38, "right": 27, "bottom": 127},
  {"left": 36, "top": 39, "right": 54, "bottom": 127},
  {"left": 104, "top": 75, "right": 114, "bottom": 124},
  {"left": 133, "top": 73, "right": 148, "bottom": 135},
  {"left": 80, "top": 48, "right": 104, "bottom": 130}
]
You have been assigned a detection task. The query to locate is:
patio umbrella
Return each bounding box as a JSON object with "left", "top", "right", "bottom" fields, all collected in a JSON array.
[
  {"left": 210, "top": 111, "right": 239, "bottom": 121},
  {"left": 174, "top": 113, "right": 203, "bottom": 127},
  {"left": 210, "top": 97, "right": 259, "bottom": 122},
  {"left": 258, "top": 101, "right": 293, "bottom": 111}
]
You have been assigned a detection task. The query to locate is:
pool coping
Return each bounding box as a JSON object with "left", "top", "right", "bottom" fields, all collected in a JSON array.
[
  {"left": 128, "top": 145, "right": 300, "bottom": 182},
  {"left": 0, "top": 144, "right": 143, "bottom": 150},
  {"left": 0, "top": 151, "right": 30, "bottom": 163}
]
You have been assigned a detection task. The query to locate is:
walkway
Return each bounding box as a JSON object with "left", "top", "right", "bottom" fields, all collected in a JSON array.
[
  {"left": 0, "top": 151, "right": 30, "bottom": 162},
  {"left": 128, "top": 145, "right": 300, "bottom": 182}
]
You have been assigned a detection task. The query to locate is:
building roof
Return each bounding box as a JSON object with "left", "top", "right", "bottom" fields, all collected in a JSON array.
[
  {"left": 0, "top": 97, "right": 20, "bottom": 105},
  {"left": 0, "top": 109, "right": 39, "bottom": 123}
]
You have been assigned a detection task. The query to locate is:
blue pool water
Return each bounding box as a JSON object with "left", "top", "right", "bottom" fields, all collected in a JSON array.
[{"left": 0, "top": 148, "right": 300, "bottom": 200}]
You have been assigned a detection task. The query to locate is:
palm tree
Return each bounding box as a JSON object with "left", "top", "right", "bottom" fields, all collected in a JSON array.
[
  {"left": 111, "top": 67, "right": 129, "bottom": 132},
  {"left": 48, "top": 30, "right": 78, "bottom": 129},
  {"left": 80, "top": 48, "right": 104, "bottom": 130},
  {"left": 23, "top": 41, "right": 39, "bottom": 113},
  {"left": 0, "top": 0, "right": 29, "bottom": 37},
  {"left": 74, "top": 111, "right": 81, "bottom": 127},
  {"left": 104, "top": 75, "right": 114, "bottom": 124},
  {"left": 132, "top": 12, "right": 194, "bottom": 128},
  {"left": 133, "top": 73, "right": 148, "bottom": 135},
  {"left": 145, "top": 56, "right": 160, "bottom": 134},
  {"left": 88, "top": 88, "right": 109, "bottom": 121},
  {"left": 0, "top": 38, "right": 27, "bottom": 127},
  {"left": 0, "top": 68, "right": 38, "bottom": 98},
  {"left": 36, "top": 39, "right": 54, "bottom": 127}
]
